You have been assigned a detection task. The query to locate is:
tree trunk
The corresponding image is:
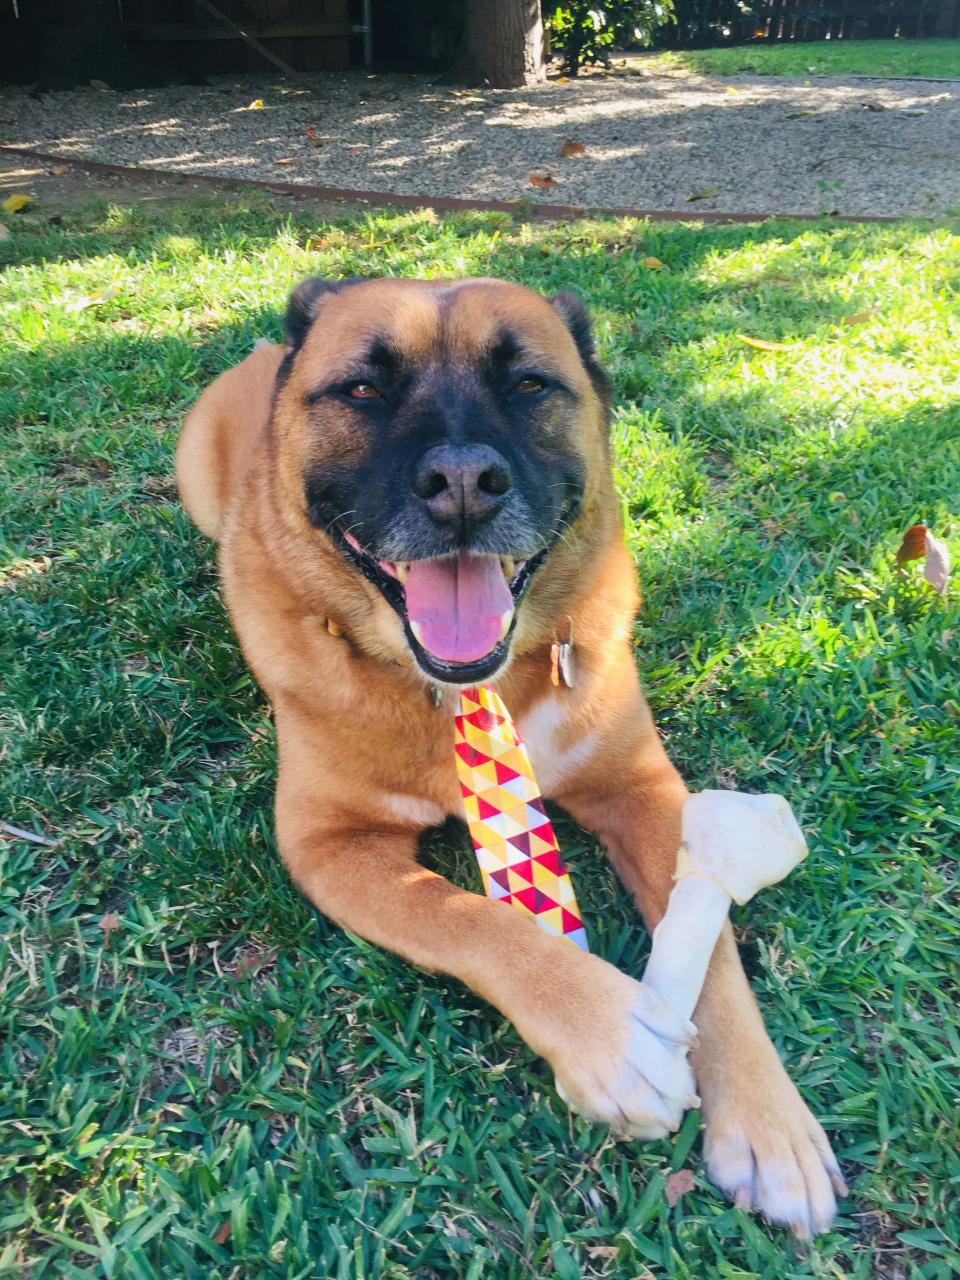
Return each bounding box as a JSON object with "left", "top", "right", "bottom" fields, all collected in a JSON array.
[{"left": 463, "top": 0, "right": 544, "bottom": 89}]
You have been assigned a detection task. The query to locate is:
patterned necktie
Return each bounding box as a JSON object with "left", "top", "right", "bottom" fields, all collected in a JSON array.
[{"left": 453, "top": 686, "right": 589, "bottom": 950}]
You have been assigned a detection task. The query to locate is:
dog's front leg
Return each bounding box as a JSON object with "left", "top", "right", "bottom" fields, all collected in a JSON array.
[
  {"left": 557, "top": 740, "right": 846, "bottom": 1237},
  {"left": 275, "top": 764, "right": 697, "bottom": 1139}
]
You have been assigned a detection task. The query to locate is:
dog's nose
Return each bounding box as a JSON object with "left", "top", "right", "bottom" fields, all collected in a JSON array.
[{"left": 412, "top": 443, "right": 512, "bottom": 528}]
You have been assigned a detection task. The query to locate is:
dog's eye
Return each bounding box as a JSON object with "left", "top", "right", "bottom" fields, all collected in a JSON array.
[
  {"left": 345, "top": 382, "right": 381, "bottom": 400},
  {"left": 512, "top": 376, "right": 546, "bottom": 395}
]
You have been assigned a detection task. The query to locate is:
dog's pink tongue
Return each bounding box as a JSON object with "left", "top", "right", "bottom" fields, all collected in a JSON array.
[{"left": 404, "top": 550, "right": 512, "bottom": 664}]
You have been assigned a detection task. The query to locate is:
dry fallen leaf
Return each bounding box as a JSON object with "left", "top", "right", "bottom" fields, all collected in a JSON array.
[
  {"left": 841, "top": 309, "right": 877, "bottom": 326},
  {"left": 895, "top": 525, "right": 951, "bottom": 594},
  {"left": 687, "top": 186, "right": 716, "bottom": 202},
  {"left": 895, "top": 523, "right": 928, "bottom": 567},
  {"left": 724, "top": 85, "right": 740, "bottom": 95},
  {"left": 99, "top": 912, "right": 121, "bottom": 948},
  {"left": 305, "top": 127, "right": 317, "bottom": 138},
  {"left": 560, "top": 139, "right": 586, "bottom": 158},
  {"left": 247, "top": 98, "right": 265, "bottom": 110},
  {"left": 2, "top": 193, "right": 32, "bottom": 215},
  {"left": 529, "top": 173, "right": 557, "bottom": 189},
  {"left": 233, "top": 947, "right": 277, "bottom": 979},
  {"left": 555, "top": 76, "right": 570, "bottom": 84},
  {"left": 737, "top": 334, "right": 791, "bottom": 352},
  {"left": 51, "top": 164, "right": 70, "bottom": 176},
  {"left": 923, "top": 530, "right": 951, "bottom": 594},
  {"left": 666, "top": 1168, "right": 695, "bottom": 1207},
  {"left": 274, "top": 157, "right": 296, "bottom": 166},
  {"left": 642, "top": 256, "right": 664, "bottom": 270},
  {"left": 213, "top": 1221, "right": 232, "bottom": 1245},
  {"left": 65, "top": 283, "right": 120, "bottom": 315}
]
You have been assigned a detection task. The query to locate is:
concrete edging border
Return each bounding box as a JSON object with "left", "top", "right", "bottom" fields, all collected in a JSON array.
[{"left": 1, "top": 144, "right": 913, "bottom": 225}]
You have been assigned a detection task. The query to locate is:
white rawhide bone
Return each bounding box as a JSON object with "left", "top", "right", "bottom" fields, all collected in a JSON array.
[
  {"left": 556, "top": 792, "right": 807, "bottom": 1142},
  {"left": 642, "top": 790, "right": 808, "bottom": 1023}
]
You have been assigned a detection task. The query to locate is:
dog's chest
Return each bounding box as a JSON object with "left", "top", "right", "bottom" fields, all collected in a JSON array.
[
  {"left": 380, "top": 691, "right": 598, "bottom": 828},
  {"left": 517, "top": 694, "right": 598, "bottom": 799}
]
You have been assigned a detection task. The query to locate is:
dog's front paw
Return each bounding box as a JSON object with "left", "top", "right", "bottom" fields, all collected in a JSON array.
[
  {"left": 702, "top": 1070, "right": 847, "bottom": 1238},
  {"left": 544, "top": 962, "right": 699, "bottom": 1140}
]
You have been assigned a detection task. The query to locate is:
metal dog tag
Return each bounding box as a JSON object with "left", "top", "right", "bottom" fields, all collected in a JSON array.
[
  {"left": 550, "top": 617, "right": 575, "bottom": 688},
  {"left": 557, "top": 640, "right": 575, "bottom": 688}
]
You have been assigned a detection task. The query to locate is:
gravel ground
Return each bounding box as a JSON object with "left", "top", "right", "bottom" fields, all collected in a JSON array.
[{"left": 3, "top": 68, "right": 959, "bottom": 217}]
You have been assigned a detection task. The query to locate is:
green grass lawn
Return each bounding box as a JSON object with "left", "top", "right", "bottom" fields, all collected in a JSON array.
[
  {"left": 2, "top": 193, "right": 959, "bottom": 1279},
  {"left": 643, "top": 37, "right": 960, "bottom": 79}
]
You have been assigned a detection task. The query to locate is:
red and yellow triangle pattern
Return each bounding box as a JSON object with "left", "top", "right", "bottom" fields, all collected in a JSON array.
[{"left": 454, "top": 686, "right": 589, "bottom": 951}]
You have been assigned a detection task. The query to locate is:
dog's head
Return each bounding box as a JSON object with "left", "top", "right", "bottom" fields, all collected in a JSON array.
[{"left": 271, "top": 276, "right": 613, "bottom": 684}]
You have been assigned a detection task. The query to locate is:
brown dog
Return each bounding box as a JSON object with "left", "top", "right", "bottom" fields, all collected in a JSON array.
[{"left": 176, "top": 276, "right": 845, "bottom": 1236}]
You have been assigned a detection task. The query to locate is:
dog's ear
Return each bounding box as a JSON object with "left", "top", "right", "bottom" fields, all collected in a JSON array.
[
  {"left": 284, "top": 277, "right": 366, "bottom": 352},
  {"left": 550, "top": 291, "right": 596, "bottom": 364},
  {"left": 550, "top": 291, "right": 612, "bottom": 409}
]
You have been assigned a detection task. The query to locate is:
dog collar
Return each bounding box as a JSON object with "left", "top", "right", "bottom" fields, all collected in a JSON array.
[{"left": 454, "top": 686, "right": 589, "bottom": 950}]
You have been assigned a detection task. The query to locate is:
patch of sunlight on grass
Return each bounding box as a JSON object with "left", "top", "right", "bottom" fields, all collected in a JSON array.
[{"left": 156, "top": 233, "right": 201, "bottom": 258}]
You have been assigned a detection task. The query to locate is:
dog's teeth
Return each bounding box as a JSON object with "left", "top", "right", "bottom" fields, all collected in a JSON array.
[
  {"left": 498, "top": 607, "right": 514, "bottom": 641},
  {"left": 500, "top": 558, "right": 515, "bottom": 581},
  {"left": 395, "top": 562, "right": 410, "bottom": 583},
  {"left": 410, "top": 621, "right": 424, "bottom": 645}
]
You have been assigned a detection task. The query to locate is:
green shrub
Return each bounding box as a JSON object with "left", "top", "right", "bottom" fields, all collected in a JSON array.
[{"left": 546, "top": 1, "right": 676, "bottom": 74}]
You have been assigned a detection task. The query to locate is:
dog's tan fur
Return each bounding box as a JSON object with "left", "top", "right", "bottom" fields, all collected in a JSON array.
[{"left": 176, "top": 277, "right": 844, "bottom": 1235}]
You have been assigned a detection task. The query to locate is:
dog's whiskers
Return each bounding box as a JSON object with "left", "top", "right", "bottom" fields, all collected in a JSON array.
[{"left": 323, "top": 508, "right": 362, "bottom": 541}]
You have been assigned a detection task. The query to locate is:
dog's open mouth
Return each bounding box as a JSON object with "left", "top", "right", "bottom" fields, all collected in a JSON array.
[{"left": 333, "top": 528, "right": 547, "bottom": 682}]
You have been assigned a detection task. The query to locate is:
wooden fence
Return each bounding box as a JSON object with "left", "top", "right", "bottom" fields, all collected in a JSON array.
[
  {"left": 119, "top": 0, "right": 353, "bottom": 74},
  {"left": 1, "top": 0, "right": 957, "bottom": 84}
]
